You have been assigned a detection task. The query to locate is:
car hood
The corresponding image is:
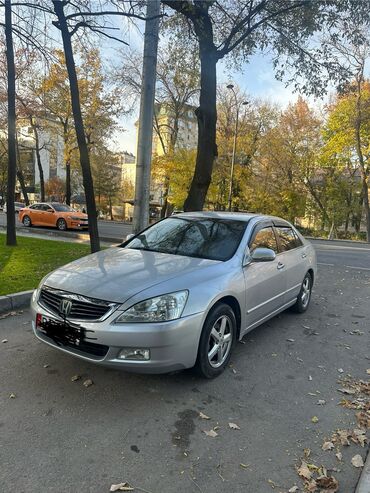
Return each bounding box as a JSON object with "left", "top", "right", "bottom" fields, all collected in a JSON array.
[{"left": 43, "top": 247, "right": 221, "bottom": 303}]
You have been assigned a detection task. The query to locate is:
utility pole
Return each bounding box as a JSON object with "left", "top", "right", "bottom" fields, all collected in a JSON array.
[
  {"left": 226, "top": 84, "right": 248, "bottom": 212},
  {"left": 133, "top": 0, "right": 160, "bottom": 234}
]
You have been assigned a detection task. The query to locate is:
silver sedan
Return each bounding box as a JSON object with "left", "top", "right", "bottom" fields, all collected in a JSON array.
[{"left": 30, "top": 212, "right": 317, "bottom": 378}]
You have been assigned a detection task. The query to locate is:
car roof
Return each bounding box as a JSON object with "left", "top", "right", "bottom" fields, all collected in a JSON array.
[
  {"left": 173, "top": 211, "right": 292, "bottom": 226},
  {"left": 174, "top": 211, "right": 257, "bottom": 221}
]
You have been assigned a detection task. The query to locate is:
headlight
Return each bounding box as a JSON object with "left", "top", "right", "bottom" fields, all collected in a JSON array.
[
  {"left": 114, "top": 290, "right": 188, "bottom": 323},
  {"left": 32, "top": 287, "right": 40, "bottom": 303}
]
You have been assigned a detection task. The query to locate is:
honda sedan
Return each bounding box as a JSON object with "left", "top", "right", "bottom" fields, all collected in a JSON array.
[{"left": 30, "top": 212, "right": 316, "bottom": 378}]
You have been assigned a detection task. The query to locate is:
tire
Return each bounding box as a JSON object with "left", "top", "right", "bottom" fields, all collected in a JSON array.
[
  {"left": 195, "top": 303, "right": 237, "bottom": 379},
  {"left": 22, "top": 215, "right": 32, "bottom": 227},
  {"left": 291, "top": 272, "right": 313, "bottom": 313},
  {"left": 56, "top": 218, "right": 67, "bottom": 231}
]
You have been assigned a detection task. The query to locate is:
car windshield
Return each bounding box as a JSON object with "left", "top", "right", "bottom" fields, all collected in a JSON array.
[
  {"left": 124, "top": 217, "right": 248, "bottom": 261},
  {"left": 51, "top": 204, "right": 74, "bottom": 212}
]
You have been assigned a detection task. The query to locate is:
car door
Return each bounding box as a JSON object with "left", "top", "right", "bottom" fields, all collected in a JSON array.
[
  {"left": 29, "top": 204, "right": 42, "bottom": 225},
  {"left": 243, "top": 223, "right": 287, "bottom": 329},
  {"left": 43, "top": 204, "right": 56, "bottom": 226},
  {"left": 274, "top": 225, "right": 306, "bottom": 305}
]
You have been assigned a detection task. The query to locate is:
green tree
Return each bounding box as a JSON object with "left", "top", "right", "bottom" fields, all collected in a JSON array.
[{"left": 163, "top": 0, "right": 370, "bottom": 212}]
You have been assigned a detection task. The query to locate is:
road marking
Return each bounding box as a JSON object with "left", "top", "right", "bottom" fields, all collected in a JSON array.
[
  {"left": 318, "top": 262, "right": 334, "bottom": 266},
  {"left": 344, "top": 265, "right": 370, "bottom": 271}
]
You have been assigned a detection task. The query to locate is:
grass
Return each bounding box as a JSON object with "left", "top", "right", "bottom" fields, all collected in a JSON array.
[{"left": 0, "top": 234, "right": 91, "bottom": 296}]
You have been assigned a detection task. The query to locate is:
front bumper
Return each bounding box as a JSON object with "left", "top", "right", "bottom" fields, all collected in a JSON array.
[{"left": 30, "top": 300, "right": 204, "bottom": 373}]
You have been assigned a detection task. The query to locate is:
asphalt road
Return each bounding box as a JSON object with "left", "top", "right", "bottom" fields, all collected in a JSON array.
[
  {"left": 0, "top": 211, "right": 133, "bottom": 242},
  {"left": 1, "top": 241, "right": 369, "bottom": 492}
]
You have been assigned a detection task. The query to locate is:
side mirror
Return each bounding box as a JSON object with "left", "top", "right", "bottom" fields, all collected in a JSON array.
[
  {"left": 125, "top": 233, "right": 134, "bottom": 241},
  {"left": 251, "top": 247, "right": 276, "bottom": 262}
]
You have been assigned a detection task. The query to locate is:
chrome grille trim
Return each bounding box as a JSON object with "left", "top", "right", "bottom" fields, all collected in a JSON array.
[{"left": 38, "top": 286, "right": 118, "bottom": 321}]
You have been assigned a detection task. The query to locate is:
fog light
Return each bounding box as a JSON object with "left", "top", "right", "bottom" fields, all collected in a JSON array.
[
  {"left": 118, "top": 348, "right": 150, "bottom": 361},
  {"left": 36, "top": 313, "right": 42, "bottom": 328}
]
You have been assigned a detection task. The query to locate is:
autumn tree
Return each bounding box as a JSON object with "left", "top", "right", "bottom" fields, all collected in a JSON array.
[
  {"left": 323, "top": 83, "right": 370, "bottom": 237},
  {"left": 163, "top": 0, "right": 370, "bottom": 212}
]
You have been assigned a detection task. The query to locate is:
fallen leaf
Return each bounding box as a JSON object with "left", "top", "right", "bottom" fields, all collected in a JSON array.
[
  {"left": 366, "top": 369, "right": 370, "bottom": 375},
  {"left": 83, "top": 379, "right": 93, "bottom": 388},
  {"left": 356, "top": 410, "right": 370, "bottom": 429},
  {"left": 311, "top": 416, "right": 319, "bottom": 423},
  {"left": 228, "top": 422, "right": 240, "bottom": 430},
  {"left": 71, "top": 375, "right": 81, "bottom": 382},
  {"left": 239, "top": 463, "right": 250, "bottom": 469},
  {"left": 306, "top": 479, "right": 317, "bottom": 492},
  {"left": 43, "top": 364, "right": 49, "bottom": 368},
  {"left": 337, "top": 368, "right": 344, "bottom": 373},
  {"left": 110, "top": 483, "right": 134, "bottom": 492},
  {"left": 9, "top": 393, "right": 16, "bottom": 399},
  {"left": 288, "top": 487, "right": 299, "bottom": 493},
  {"left": 2, "top": 339, "right": 8, "bottom": 343},
  {"left": 336, "top": 430, "right": 350, "bottom": 446},
  {"left": 317, "top": 399, "right": 326, "bottom": 405},
  {"left": 199, "top": 411, "right": 210, "bottom": 420},
  {"left": 335, "top": 452, "right": 342, "bottom": 461},
  {"left": 351, "top": 454, "right": 364, "bottom": 468},
  {"left": 308, "top": 375, "right": 313, "bottom": 381},
  {"left": 322, "top": 441, "right": 334, "bottom": 451},
  {"left": 297, "top": 461, "right": 311, "bottom": 480},
  {"left": 316, "top": 475, "right": 339, "bottom": 492},
  {"left": 338, "top": 388, "right": 356, "bottom": 395},
  {"left": 352, "top": 429, "right": 367, "bottom": 447},
  {"left": 204, "top": 429, "right": 218, "bottom": 438},
  {"left": 286, "top": 338, "right": 295, "bottom": 342}
]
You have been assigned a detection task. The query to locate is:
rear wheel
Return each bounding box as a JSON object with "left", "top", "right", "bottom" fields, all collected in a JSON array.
[
  {"left": 22, "top": 215, "right": 32, "bottom": 227},
  {"left": 56, "top": 218, "right": 67, "bottom": 231},
  {"left": 195, "top": 303, "right": 236, "bottom": 379},
  {"left": 291, "top": 272, "right": 312, "bottom": 313}
]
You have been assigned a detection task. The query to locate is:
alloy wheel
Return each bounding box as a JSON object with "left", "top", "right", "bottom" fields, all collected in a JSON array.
[
  {"left": 207, "top": 315, "right": 233, "bottom": 368},
  {"left": 301, "top": 277, "right": 311, "bottom": 308}
]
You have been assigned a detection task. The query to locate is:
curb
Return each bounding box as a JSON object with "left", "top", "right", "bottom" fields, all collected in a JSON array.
[
  {"left": 305, "top": 236, "right": 369, "bottom": 245},
  {"left": 355, "top": 446, "right": 370, "bottom": 493},
  {"left": 0, "top": 225, "right": 121, "bottom": 245},
  {"left": 0, "top": 290, "right": 33, "bottom": 314}
]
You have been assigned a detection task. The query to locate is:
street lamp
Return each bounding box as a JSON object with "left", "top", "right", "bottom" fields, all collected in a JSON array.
[{"left": 226, "top": 84, "right": 249, "bottom": 211}]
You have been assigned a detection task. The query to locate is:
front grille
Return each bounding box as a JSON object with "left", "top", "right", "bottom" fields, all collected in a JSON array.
[{"left": 39, "top": 287, "right": 117, "bottom": 321}]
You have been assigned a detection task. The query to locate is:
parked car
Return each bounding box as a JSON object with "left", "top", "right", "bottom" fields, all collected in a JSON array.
[
  {"left": 3, "top": 201, "right": 25, "bottom": 213},
  {"left": 30, "top": 212, "right": 316, "bottom": 378},
  {"left": 19, "top": 202, "right": 88, "bottom": 231}
]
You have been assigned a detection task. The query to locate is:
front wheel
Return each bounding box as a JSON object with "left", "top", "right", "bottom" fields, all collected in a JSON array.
[
  {"left": 291, "top": 272, "right": 312, "bottom": 313},
  {"left": 22, "top": 215, "right": 32, "bottom": 227},
  {"left": 56, "top": 218, "right": 67, "bottom": 231},
  {"left": 195, "top": 303, "right": 236, "bottom": 379}
]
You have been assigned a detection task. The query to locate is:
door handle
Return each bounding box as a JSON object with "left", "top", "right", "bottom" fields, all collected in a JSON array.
[
  {"left": 277, "top": 262, "right": 285, "bottom": 270},
  {"left": 301, "top": 252, "right": 307, "bottom": 259}
]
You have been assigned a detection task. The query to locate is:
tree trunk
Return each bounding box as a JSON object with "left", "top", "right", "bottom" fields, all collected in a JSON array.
[
  {"left": 31, "top": 123, "right": 45, "bottom": 202},
  {"left": 15, "top": 135, "right": 29, "bottom": 206},
  {"left": 5, "top": 0, "right": 17, "bottom": 246},
  {"left": 53, "top": 0, "right": 100, "bottom": 252},
  {"left": 184, "top": 46, "right": 217, "bottom": 211},
  {"left": 65, "top": 161, "right": 71, "bottom": 205}
]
